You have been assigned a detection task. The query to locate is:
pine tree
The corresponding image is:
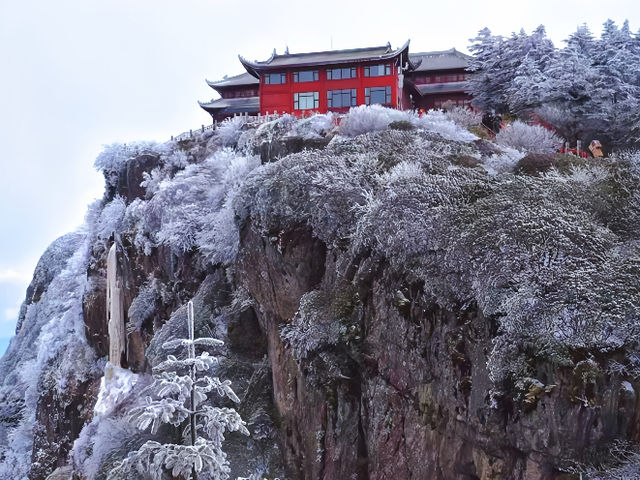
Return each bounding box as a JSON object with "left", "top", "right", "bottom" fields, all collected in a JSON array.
[
  {"left": 467, "top": 26, "right": 555, "bottom": 114},
  {"left": 107, "top": 301, "right": 248, "bottom": 480},
  {"left": 467, "top": 28, "right": 507, "bottom": 112}
]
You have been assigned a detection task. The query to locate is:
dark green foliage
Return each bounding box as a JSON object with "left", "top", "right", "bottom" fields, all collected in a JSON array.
[{"left": 389, "top": 120, "right": 415, "bottom": 131}]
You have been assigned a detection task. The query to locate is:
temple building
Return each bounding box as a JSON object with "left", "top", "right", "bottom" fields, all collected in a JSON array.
[
  {"left": 199, "top": 72, "right": 259, "bottom": 121},
  {"left": 199, "top": 41, "right": 472, "bottom": 121},
  {"left": 406, "top": 48, "right": 473, "bottom": 110}
]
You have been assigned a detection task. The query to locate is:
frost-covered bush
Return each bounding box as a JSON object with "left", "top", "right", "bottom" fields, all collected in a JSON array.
[
  {"left": 128, "top": 149, "right": 260, "bottom": 264},
  {"left": 251, "top": 114, "right": 296, "bottom": 144},
  {"left": 287, "top": 113, "right": 334, "bottom": 139},
  {"left": 281, "top": 291, "right": 344, "bottom": 362},
  {"left": 482, "top": 146, "right": 526, "bottom": 175},
  {"left": 95, "top": 142, "right": 166, "bottom": 188},
  {"left": 92, "top": 196, "right": 127, "bottom": 241},
  {"left": 216, "top": 116, "right": 247, "bottom": 147},
  {"left": 127, "top": 277, "right": 167, "bottom": 333},
  {"left": 339, "top": 105, "right": 409, "bottom": 137},
  {"left": 412, "top": 109, "right": 478, "bottom": 142},
  {"left": 444, "top": 106, "right": 482, "bottom": 128},
  {"left": 339, "top": 106, "right": 477, "bottom": 142},
  {"left": 496, "top": 120, "right": 563, "bottom": 153},
  {"left": 237, "top": 148, "right": 381, "bottom": 247}
]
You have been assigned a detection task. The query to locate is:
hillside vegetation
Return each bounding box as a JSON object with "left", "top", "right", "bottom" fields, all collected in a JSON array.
[{"left": 1, "top": 106, "right": 640, "bottom": 479}]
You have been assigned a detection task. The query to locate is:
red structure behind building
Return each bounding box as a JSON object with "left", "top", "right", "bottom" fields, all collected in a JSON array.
[{"left": 199, "top": 41, "right": 472, "bottom": 121}]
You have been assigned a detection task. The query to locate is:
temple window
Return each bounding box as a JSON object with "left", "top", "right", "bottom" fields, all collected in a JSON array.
[
  {"left": 294, "top": 91, "right": 319, "bottom": 110},
  {"left": 364, "top": 64, "right": 391, "bottom": 77},
  {"left": 327, "top": 89, "right": 357, "bottom": 108},
  {"left": 365, "top": 86, "right": 391, "bottom": 105},
  {"left": 327, "top": 67, "right": 356, "bottom": 80},
  {"left": 294, "top": 70, "right": 319, "bottom": 82},
  {"left": 264, "top": 72, "right": 287, "bottom": 84}
]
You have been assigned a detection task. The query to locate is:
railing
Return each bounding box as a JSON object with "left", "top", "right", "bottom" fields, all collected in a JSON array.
[
  {"left": 169, "top": 110, "right": 342, "bottom": 143},
  {"left": 171, "top": 123, "right": 215, "bottom": 142},
  {"left": 170, "top": 112, "right": 282, "bottom": 142}
]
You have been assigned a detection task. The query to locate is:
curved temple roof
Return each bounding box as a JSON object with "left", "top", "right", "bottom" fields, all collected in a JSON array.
[
  {"left": 206, "top": 72, "right": 259, "bottom": 90},
  {"left": 198, "top": 96, "right": 259, "bottom": 115},
  {"left": 413, "top": 81, "right": 469, "bottom": 96},
  {"left": 239, "top": 40, "right": 412, "bottom": 78},
  {"left": 408, "top": 48, "right": 472, "bottom": 72}
]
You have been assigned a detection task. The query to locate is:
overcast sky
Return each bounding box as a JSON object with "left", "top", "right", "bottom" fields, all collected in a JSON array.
[{"left": 0, "top": 0, "right": 637, "bottom": 351}]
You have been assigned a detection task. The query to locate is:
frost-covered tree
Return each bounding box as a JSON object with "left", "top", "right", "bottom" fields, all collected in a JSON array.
[
  {"left": 107, "top": 301, "right": 248, "bottom": 480},
  {"left": 467, "top": 26, "right": 554, "bottom": 114},
  {"left": 467, "top": 20, "right": 640, "bottom": 149}
]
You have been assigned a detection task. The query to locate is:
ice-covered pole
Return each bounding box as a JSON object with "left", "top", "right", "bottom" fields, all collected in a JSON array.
[
  {"left": 188, "top": 300, "right": 198, "bottom": 480},
  {"left": 106, "top": 244, "right": 126, "bottom": 367}
]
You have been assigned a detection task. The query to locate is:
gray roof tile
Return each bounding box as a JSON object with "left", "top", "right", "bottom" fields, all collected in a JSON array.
[
  {"left": 409, "top": 48, "right": 471, "bottom": 71},
  {"left": 206, "top": 72, "right": 259, "bottom": 88},
  {"left": 414, "top": 81, "right": 469, "bottom": 95},
  {"left": 240, "top": 41, "right": 410, "bottom": 75},
  {"left": 199, "top": 96, "right": 259, "bottom": 113}
]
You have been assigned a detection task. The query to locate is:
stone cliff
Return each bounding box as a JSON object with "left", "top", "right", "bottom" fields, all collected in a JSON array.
[{"left": 2, "top": 109, "right": 640, "bottom": 480}]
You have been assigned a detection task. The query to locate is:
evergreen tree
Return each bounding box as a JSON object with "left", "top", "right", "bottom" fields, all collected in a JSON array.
[
  {"left": 539, "top": 24, "right": 600, "bottom": 141},
  {"left": 588, "top": 20, "right": 640, "bottom": 147},
  {"left": 467, "top": 28, "right": 510, "bottom": 112},
  {"left": 506, "top": 54, "right": 548, "bottom": 113},
  {"left": 107, "top": 301, "right": 248, "bottom": 480},
  {"left": 468, "top": 26, "right": 555, "bottom": 114}
]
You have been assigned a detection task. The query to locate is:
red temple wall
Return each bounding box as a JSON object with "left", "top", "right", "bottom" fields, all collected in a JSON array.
[{"left": 259, "top": 61, "right": 400, "bottom": 116}]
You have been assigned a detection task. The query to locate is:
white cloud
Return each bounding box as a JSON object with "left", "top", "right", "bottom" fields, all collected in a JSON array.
[
  {"left": 0, "top": 269, "right": 31, "bottom": 284},
  {"left": 3, "top": 306, "right": 20, "bottom": 323}
]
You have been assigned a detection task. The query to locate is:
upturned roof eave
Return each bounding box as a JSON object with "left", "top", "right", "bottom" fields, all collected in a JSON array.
[{"left": 240, "top": 40, "right": 411, "bottom": 76}]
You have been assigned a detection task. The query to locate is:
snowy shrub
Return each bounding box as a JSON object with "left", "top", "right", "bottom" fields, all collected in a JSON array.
[
  {"left": 237, "top": 148, "right": 380, "bottom": 246},
  {"left": 412, "top": 109, "right": 478, "bottom": 142},
  {"left": 287, "top": 113, "right": 334, "bottom": 139},
  {"left": 247, "top": 115, "right": 297, "bottom": 151},
  {"left": 107, "top": 301, "right": 248, "bottom": 480},
  {"left": 130, "top": 148, "right": 259, "bottom": 264},
  {"left": 127, "top": 277, "right": 167, "bottom": 333},
  {"left": 482, "top": 146, "right": 526, "bottom": 175},
  {"left": 496, "top": 120, "right": 563, "bottom": 153},
  {"left": 93, "top": 196, "right": 127, "bottom": 241},
  {"left": 281, "top": 291, "right": 344, "bottom": 362},
  {"left": 73, "top": 416, "right": 142, "bottom": 480},
  {"left": 339, "top": 105, "right": 409, "bottom": 137},
  {"left": 444, "top": 106, "right": 482, "bottom": 128},
  {"left": 95, "top": 142, "right": 166, "bottom": 188},
  {"left": 216, "top": 116, "right": 247, "bottom": 147}
]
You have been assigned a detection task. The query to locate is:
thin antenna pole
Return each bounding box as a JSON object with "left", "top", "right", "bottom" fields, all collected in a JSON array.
[{"left": 187, "top": 301, "right": 198, "bottom": 480}]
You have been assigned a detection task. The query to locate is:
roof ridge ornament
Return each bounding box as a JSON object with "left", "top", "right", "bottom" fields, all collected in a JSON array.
[{"left": 285, "top": 45, "right": 290, "bottom": 55}]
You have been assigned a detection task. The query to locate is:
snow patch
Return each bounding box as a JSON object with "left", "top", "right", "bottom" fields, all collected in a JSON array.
[{"left": 94, "top": 363, "right": 139, "bottom": 417}]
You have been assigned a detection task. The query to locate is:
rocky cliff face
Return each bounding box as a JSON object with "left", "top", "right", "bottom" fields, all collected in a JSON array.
[
  {"left": 240, "top": 221, "right": 639, "bottom": 479},
  {"left": 2, "top": 109, "right": 640, "bottom": 480}
]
